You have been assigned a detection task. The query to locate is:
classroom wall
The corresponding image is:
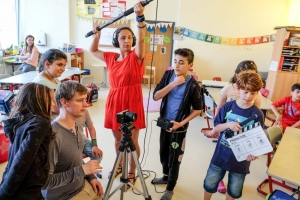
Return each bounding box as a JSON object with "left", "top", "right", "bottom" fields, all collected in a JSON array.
[{"left": 19, "top": 0, "right": 295, "bottom": 83}]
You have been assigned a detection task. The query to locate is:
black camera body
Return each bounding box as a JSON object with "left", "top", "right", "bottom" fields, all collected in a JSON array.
[
  {"left": 116, "top": 110, "right": 137, "bottom": 124},
  {"left": 157, "top": 117, "right": 173, "bottom": 130}
]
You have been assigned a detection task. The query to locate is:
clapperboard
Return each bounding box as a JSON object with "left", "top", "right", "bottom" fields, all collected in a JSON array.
[{"left": 227, "top": 122, "right": 273, "bottom": 162}]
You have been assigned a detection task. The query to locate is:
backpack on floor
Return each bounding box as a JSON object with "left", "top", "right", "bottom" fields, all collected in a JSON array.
[
  {"left": 267, "top": 189, "right": 295, "bottom": 200},
  {"left": 87, "top": 83, "right": 98, "bottom": 103}
]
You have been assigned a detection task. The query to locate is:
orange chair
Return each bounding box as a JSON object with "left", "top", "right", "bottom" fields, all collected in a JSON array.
[
  {"left": 212, "top": 77, "right": 221, "bottom": 81},
  {"left": 82, "top": 127, "right": 90, "bottom": 159},
  {"left": 257, "top": 127, "right": 294, "bottom": 196}
]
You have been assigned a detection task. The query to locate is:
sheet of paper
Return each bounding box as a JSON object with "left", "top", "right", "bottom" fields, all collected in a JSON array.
[
  {"left": 227, "top": 125, "right": 273, "bottom": 162},
  {"left": 102, "top": 2, "right": 110, "bottom": 7},
  {"left": 269, "top": 61, "right": 278, "bottom": 71},
  {"left": 102, "top": 7, "right": 110, "bottom": 11},
  {"left": 110, "top": 7, "right": 118, "bottom": 17}
]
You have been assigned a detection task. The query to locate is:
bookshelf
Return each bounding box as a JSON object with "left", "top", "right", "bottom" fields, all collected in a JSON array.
[
  {"left": 266, "top": 27, "right": 300, "bottom": 101},
  {"left": 66, "top": 52, "right": 84, "bottom": 69}
]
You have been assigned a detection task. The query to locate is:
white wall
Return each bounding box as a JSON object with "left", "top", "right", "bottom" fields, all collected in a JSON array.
[
  {"left": 19, "top": 0, "right": 295, "bottom": 82},
  {"left": 19, "top": 0, "right": 70, "bottom": 53}
]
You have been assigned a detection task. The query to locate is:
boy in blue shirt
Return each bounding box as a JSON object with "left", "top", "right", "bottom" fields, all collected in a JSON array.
[
  {"left": 152, "top": 48, "right": 202, "bottom": 200},
  {"left": 203, "top": 72, "right": 264, "bottom": 200}
]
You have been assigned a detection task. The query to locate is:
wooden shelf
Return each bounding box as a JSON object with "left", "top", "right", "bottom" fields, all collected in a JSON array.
[
  {"left": 66, "top": 52, "right": 84, "bottom": 69},
  {"left": 266, "top": 28, "right": 300, "bottom": 101}
]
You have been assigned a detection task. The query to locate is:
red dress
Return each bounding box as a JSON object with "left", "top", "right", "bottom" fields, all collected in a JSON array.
[{"left": 104, "top": 50, "right": 146, "bottom": 130}]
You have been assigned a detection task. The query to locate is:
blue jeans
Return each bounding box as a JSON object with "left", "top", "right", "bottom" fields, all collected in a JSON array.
[
  {"left": 17, "top": 63, "right": 36, "bottom": 72},
  {"left": 83, "top": 138, "right": 102, "bottom": 163},
  {"left": 203, "top": 163, "right": 246, "bottom": 199}
]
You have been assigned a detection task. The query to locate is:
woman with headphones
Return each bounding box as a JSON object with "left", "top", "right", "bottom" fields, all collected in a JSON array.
[{"left": 90, "top": 1, "right": 146, "bottom": 188}]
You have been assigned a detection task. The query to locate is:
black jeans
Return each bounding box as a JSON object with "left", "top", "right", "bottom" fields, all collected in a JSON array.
[{"left": 159, "top": 129, "right": 187, "bottom": 191}]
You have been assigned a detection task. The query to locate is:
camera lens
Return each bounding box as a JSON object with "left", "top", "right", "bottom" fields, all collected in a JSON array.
[{"left": 125, "top": 112, "right": 137, "bottom": 122}]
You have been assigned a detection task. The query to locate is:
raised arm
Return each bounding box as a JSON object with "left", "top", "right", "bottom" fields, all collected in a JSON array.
[
  {"left": 134, "top": 1, "right": 146, "bottom": 62},
  {"left": 90, "top": 29, "right": 105, "bottom": 62}
]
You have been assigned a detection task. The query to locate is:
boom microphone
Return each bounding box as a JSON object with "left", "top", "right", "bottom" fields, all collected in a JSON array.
[{"left": 85, "top": 0, "right": 153, "bottom": 38}]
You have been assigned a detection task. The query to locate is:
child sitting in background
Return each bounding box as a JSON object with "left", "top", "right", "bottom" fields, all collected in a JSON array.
[
  {"left": 203, "top": 73, "right": 264, "bottom": 200},
  {"left": 270, "top": 83, "right": 300, "bottom": 131}
]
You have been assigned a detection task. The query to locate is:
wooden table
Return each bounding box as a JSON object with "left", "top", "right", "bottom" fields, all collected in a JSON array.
[
  {"left": 267, "top": 127, "right": 300, "bottom": 199},
  {"left": 0, "top": 69, "right": 86, "bottom": 91},
  {"left": 207, "top": 87, "right": 272, "bottom": 111},
  {"left": 201, "top": 80, "right": 229, "bottom": 88}
]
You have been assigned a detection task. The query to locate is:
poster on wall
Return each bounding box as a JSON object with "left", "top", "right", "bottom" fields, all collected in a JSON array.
[
  {"left": 102, "top": 0, "right": 126, "bottom": 18},
  {"left": 76, "top": 0, "right": 101, "bottom": 18}
]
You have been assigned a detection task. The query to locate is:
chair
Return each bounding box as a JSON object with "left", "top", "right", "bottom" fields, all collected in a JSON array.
[
  {"left": 266, "top": 107, "right": 283, "bottom": 126},
  {"left": 82, "top": 127, "right": 90, "bottom": 159},
  {"left": 81, "top": 75, "right": 94, "bottom": 107},
  {"left": 201, "top": 93, "right": 217, "bottom": 137},
  {"left": 143, "top": 66, "right": 156, "bottom": 88},
  {"left": 0, "top": 74, "right": 12, "bottom": 90},
  {"left": 212, "top": 77, "right": 222, "bottom": 81},
  {"left": 257, "top": 127, "right": 294, "bottom": 196},
  {"left": 13, "top": 71, "right": 24, "bottom": 76}
]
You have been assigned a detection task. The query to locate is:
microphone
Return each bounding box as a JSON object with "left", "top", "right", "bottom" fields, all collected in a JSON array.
[{"left": 85, "top": 0, "right": 153, "bottom": 38}]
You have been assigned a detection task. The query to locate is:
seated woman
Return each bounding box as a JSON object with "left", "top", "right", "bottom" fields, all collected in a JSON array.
[{"left": 18, "top": 35, "right": 39, "bottom": 72}]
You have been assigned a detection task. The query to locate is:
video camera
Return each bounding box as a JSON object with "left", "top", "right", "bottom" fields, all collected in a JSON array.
[
  {"left": 156, "top": 117, "right": 173, "bottom": 130},
  {"left": 116, "top": 110, "right": 137, "bottom": 124}
]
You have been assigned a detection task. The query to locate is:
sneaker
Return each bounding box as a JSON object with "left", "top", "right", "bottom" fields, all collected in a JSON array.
[
  {"left": 161, "top": 190, "right": 174, "bottom": 200},
  {"left": 217, "top": 180, "right": 226, "bottom": 193}
]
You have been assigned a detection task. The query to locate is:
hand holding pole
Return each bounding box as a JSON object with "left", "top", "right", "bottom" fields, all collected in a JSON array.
[{"left": 85, "top": 0, "right": 153, "bottom": 38}]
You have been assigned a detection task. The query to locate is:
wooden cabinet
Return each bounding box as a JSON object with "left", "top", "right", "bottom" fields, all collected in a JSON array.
[
  {"left": 266, "top": 27, "right": 300, "bottom": 102},
  {"left": 66, "top": 52, "right": 84, "bottom": 69}
]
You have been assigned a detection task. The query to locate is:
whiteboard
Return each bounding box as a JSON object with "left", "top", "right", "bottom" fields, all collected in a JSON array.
[{"left": 100, "top": 28, "right": 117, "bottom": 46}]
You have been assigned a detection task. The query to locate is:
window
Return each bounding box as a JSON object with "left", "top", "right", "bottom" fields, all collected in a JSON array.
[{"left": 0, "top": 0, "right": 18, "bottom": 49}]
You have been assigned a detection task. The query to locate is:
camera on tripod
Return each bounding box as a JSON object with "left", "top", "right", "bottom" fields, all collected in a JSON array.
[
  {"left": 156, "top": 117, "right": 173, "bottom": 130},
  {"left": 117, "top": 110, "right": 137, "bottom": 124}
]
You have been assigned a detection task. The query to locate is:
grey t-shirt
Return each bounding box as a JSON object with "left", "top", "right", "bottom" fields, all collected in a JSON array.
[{"left": 41, "top": 121, "right": 96, "bottom": 200}]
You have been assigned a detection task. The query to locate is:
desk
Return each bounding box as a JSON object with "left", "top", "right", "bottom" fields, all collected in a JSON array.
[
  {"left": 4, "top": 59, "right": 22, "bottom": 72},
  {"left": 0, "top": 69, "right": 86, "bottom": 91},
  {"left": 92, "top": 63, "right": 109, "bottom": 88},
  {"left": 267, "top": 127, "right": 300, "bottom": 199},
  {"left": 202, "top": 80, "right": 229, "bottom": 88},
  {"left": 207, "top": 87, "right": 272, "bottom": 111}
]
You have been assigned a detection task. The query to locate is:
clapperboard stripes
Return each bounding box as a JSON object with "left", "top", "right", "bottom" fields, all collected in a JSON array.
[{"left": 233, "top": 122, "right": 260, "bottom": 137}]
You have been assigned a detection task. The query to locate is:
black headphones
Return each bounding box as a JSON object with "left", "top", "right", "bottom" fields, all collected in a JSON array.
[{"left": 112, "top": 27, "right": 136, "bottom": 48}]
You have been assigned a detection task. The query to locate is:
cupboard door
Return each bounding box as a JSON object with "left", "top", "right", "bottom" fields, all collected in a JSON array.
[{"left": 272, "top": 72, "right": 299, "bottom": 101}]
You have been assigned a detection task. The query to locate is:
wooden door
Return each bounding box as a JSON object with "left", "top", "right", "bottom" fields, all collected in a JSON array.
[{"left": 144, "top": 20, "right": 174, "bottom": 84}]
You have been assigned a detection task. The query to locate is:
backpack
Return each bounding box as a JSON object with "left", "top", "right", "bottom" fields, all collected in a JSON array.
[
  {"left": 267, "top": 189, "right": 295, "bottom": 200},
  {"left": 86, "top": 83, "right": 98, "bottom": 103}
]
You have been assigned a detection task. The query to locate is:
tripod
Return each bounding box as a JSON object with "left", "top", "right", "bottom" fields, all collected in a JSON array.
[{"left": 103, "top": 123, "right": 152, "bottom": 200}]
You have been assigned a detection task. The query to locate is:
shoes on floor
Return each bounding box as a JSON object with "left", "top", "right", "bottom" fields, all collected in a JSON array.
[
  {"left": 217, "top": 180, "right": 227, "bottom": 193},
  {"left": 151, "top": 177, "right": 168, "bottom": 185},
  {"left": 108, "top": 164, "right": 122, "bottom": 179},
  {"left": 161, "top": 190, "right": 174, "bottom": 200}
]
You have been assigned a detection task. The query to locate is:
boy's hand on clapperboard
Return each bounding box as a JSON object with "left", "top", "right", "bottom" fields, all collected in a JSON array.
[
  {"left": 228, "top": 122, "right": 242, "bottom": 132},
  {"left": 246, "top": 154, "right": 258, "bottom": 162}
]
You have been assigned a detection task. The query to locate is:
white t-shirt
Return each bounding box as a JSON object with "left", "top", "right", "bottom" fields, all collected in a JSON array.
[
  {"left": 32, "top": 75, "right": 61, "bottom": 90},
  {"left": 219, "top": 83, "right": 262, "bottom": 108}
]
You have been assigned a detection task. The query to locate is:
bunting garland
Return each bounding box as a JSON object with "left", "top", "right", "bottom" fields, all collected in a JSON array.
[{"left": 182, "top": 28, "right": 276, "bottom": 45}]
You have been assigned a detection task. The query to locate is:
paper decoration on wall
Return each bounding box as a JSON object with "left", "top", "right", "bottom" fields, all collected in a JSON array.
[
  {"left": 145, "top": 22, "right": 173, "bottom": 29},
  {"left": 101, "top": 0, "right": 126, "bottom": 18},
  {"left": 150, "top": 34, "right": 164, "bottom": 45},
  {"left": 181, "top": 27, "right": 276, "bottom": 46},
  {"left": 145, "top": 37, "right": 151, "bottom": 43},
  {"left": 76, "top": 0, "right": 101, "bottom": 18},
  {"left": 174, "top": 26, "right": 183, "bottom": 41},
  {"left": 161, "top": 47, "right": 166, "bottom": 54},
  {"left": 163, "top": 36, "right": 170, "bottom": 43},
  {"left": 92, "top": 18, "right": 131, "bottom": 25},
  {"left": 160, "top": 27, "right": 167, "bottom": 33},
  {"left": 145, "top": 54, "right": 152, "bottom": 60}
]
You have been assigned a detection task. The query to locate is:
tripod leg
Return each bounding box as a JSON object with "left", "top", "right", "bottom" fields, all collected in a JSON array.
[
  {"left": 103, "top": 151, "right": 124, "bottom": 200},
  {"left": 131, "top": 150, "right": 152, "bottom": 200}
]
